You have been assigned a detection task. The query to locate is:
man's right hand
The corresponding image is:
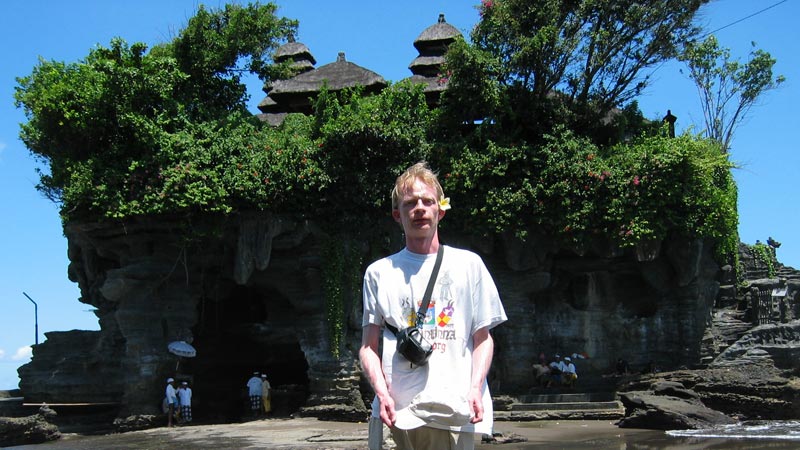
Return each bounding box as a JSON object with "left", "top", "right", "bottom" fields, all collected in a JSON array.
[{"left": 359, "top": 324, "right": 396, "bottom": 427}]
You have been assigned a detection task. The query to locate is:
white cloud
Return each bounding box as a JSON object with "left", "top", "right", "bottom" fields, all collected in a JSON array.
[
  {"left": 11, "top": 346, "right": 32, "bottom": 361},
  {"left": 0, "top": 349, "right": 5, "bottom": 359}
]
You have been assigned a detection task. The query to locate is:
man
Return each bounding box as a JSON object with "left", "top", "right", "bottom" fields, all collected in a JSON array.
[
  {"left": 548, "top": 354, "right": 563, "bottom": 387},
  {"left": 165, "top": 377, "right": 178, "bottom": 427},
  {"left": 260, "top": 373, "right": 272, "bottom": 415},
  {"left": 178, "top": 381, "right": 193, "bottom": 423},
  {"left": 360, "top": 162, "right": 507, "bottom": 450},
  {"left": 562, "top": 357, "right": 577, "bottom": 387},
  {"left": 246, "top": 371, "right": 263, "bottom": 417}
]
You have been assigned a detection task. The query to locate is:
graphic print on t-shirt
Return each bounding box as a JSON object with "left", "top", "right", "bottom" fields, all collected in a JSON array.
[
  {"left": 416, "top": 270, "right": 457, "bottom": 353},
  {"left": 399, "top": 270, "right": 459, "bottom": 353},
  {"left": 437, "top": 272, "right": 454, "bottom": 327}
]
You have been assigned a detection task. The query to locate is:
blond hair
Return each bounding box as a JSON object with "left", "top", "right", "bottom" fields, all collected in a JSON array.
[{"left": 391, "top": 161, "right": 445, "bottom": 210}]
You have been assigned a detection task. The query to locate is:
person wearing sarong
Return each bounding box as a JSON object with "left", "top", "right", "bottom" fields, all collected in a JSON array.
[
  {"left": 246, "top": 371, "right": 263, "bottom": 416},
  {"left": 178, "top": 381, "right": 193, "bottom": 423},
  {"left": 260, "top": 373, "right": 272, "bottom": 414}
]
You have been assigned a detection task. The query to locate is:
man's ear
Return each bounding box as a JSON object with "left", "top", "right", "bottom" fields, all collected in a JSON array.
[
  {"left": 392, "top": 209, "right": 401, "bottom": 223},
  {"left": 438, "top": 209, "right": 447, "bottom": 220}
]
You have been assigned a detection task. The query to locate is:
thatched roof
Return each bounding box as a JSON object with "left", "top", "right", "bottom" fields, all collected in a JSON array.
[
  {"left": 257, "top": 95, "right": 278, "bottom": 111},
  {"left": 408, "top": 55, "right": 446, "bottom": 77},
  {"left": 269, "top": 52, "right": 386, "bottom": 96},
  {"left": 274, "top": 41, "right": 316, "bottom": 64},
  {"left": 273, "top": 38, "right": 316, "bottom": 75},
  {"left": 404, "top": 74, "right": 448, "bottom": 93},
  {"left": 255, "top": 112, "right": 289, "bottom": 127},
  {"left": 413, "top": 14, "right": 462, "bottom": 52}
]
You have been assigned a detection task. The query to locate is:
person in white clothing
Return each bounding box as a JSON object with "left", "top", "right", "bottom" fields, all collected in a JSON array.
[
  {"left": 165, "top": 377, "right": 178, "bottom": 427},
  {"left": 548, "top": 354, "right": 563, "bottom": 387},
  {"left": 178, "top": 381, "right": 193, "bottom": 423},
  {"left": 561, "top": 357, "right": 577, "bottom": 387},
  {"left": 360, "top": 162, "right": 507, "bottom": 450}
]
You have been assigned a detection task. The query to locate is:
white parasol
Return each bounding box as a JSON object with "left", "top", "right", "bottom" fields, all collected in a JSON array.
[{"left": 168, "top": 340, "right": 197, "bottom": 358}]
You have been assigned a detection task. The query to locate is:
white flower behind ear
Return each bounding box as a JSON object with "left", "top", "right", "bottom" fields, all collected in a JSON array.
[{"left": 439, "top": 196, "right": 451, "bottom": 211}]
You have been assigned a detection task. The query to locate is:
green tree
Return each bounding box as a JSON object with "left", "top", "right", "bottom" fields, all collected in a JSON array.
[
  {"left": 14, "top": 2, "right": 297, "bottom": 220},
  {"left": 311, "top": 81, "right": 434, "bottom": 223},
  {"left": 166, "top": 3, "right": 299, "bottom": 119},
  {"left": 680, "top": 35, "right": 785, "bottom": 152},
  {"left": 454, "top": 0, "right": 707, "bottom": 142}
]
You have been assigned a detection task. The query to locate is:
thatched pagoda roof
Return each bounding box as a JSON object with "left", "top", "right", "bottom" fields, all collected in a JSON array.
[
  {"left": 255, "top": 112, "right": 288, "bottom": 127},
  {"left": 412, "top": 13, "right": 461, "bottom": 52},
  {"left": 408, "top": 55, "right": 446, "bottom": 77},
  {"left": 403, "top": 14, "right": 462, "bottom": 104},
  {"left": 269, "top": 52, "right": 386, "bottom": 97},
  {"left": 405, "top": 74, "right": 447, "bottom": 93},
  {"left": 273, "top": 39, "right": 317, "bottom": 74},
  {"left": 274, "top": 41, "right": 316, "bottom": 64}
]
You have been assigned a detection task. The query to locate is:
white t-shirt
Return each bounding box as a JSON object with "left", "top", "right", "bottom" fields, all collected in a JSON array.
[
  {"left": 178, "top": 387, "right": 192, "bottom": 406},
  {"left": 362, "top": 245, "right": 507, "bottom": 434},
  {"left": 165, "top": 384, "right": 177, "bottom": 405}
]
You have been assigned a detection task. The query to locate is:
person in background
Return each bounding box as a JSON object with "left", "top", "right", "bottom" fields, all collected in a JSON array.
[
  {"left": 532, "top": 360, "right": 551, "bottom": 387},
  {"left": 246, "top": 371, "right": 263, "bottom": 417},
  {"left": 561, "top": 357, "right": 577, "bottom": 387},
  {"left": 548, "top": 355, "right": 563, "bottom": 387},
  {"left": 178, "top": 381, "right": 193, "bottom": 424},
  {"left": 165, "top": 377, "right": 178, "bottom": 427},
  {"left": 260, "top": 373, "right": 272, "bottom": 415}
]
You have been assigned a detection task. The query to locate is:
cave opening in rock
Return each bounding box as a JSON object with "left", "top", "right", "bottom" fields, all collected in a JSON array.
[{"left": 177, "top": 284, "right": 310, "bottom": 423}]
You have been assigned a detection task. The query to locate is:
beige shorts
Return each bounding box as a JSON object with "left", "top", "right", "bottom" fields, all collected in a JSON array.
[{"left": 390, "top": 424, "right": 474, "bottom": 450}]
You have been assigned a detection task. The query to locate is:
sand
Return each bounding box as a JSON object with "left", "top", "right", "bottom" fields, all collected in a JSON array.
[
  {"left": 11, "top": 417, "right": 800, "bottom": 449},
  {"left": 5, "top": 418, "right": 658, "bottom": 449}
]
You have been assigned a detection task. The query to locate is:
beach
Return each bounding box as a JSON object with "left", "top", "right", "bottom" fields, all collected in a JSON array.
[{"left": 10, "top": 417, "right": 800, "bottom": 449}]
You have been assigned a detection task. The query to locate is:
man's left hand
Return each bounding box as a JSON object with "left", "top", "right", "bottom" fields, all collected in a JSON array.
[{"left": 468, "top": 387, "right": 483, "bottom": 423}]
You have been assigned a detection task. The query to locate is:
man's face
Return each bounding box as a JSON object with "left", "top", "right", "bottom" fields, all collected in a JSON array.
[{"left": 392, "top": 178, "right": 445, "bottom": 239}]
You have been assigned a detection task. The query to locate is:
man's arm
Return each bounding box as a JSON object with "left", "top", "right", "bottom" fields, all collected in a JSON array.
[
  {"left": 468, "top": 326, "right": 494, "bottom": 424},
  {"left": 359, "top": 324, "right": 396, "bottom": 426}
]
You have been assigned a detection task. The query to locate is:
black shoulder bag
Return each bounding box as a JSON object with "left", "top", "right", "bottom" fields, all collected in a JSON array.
[{"left": 386, "top": 245, "right": 444, "bottom": 367}]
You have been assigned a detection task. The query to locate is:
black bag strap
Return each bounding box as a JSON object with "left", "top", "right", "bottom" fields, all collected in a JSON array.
[{"left": 386, "top": 245, "right": 444, "bottom": 333}]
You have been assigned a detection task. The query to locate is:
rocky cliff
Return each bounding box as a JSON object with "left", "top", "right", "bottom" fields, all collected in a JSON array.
[{"left": 17, "top": 213, "right": 797, "bottom": 423}]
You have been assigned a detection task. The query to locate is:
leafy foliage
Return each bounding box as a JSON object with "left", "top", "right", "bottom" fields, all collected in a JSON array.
[
  {"left": 751, "top": 241, "right": 776, "bottom": 279},
  {"left": 167, "top": 3, "right": 298, "bottom": 119},
  {"left": 14, "top": 3, "right": 298, "bottom": 220},
  {"left": 456, "top": 0, "right": 708, "bottom": 143},
  {"left": 680, "top": 35, "right": 785, "bottom": 152},
  {"left": 312, "top": 82, "right": 434, "bottom": 219},
  {"left": 15, "top": 0, "right": 743, "bottom": 268},
  {"left": 441, "top": 126, "right": 737, "bottom": 258}
]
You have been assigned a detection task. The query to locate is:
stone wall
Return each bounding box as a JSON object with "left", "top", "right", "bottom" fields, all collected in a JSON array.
[{"left": 18, "top": 213, "right": 724, "bottom": 420}]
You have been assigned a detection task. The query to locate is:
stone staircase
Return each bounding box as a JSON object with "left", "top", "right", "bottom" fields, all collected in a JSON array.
[{"left": 494, "top": 390, "right": 624, "bottom": 421}]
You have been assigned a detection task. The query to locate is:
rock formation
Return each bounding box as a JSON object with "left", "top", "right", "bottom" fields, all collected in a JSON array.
[
  {"left": 617, "top": 381, "right": 736, "bottom": 430},
  {"left": 17, "top": 212, "right": 737, "bottom": 424},
  {"left": 0, "top": 405, "right": 60, "bottom": 447},
  {"left": 615, "top": 253, "right": 800, "bottom": 429}
]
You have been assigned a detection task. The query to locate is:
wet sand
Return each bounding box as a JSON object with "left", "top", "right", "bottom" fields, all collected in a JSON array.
[{"left": 10, "top": 418, "right": 800, "bottom": 449}]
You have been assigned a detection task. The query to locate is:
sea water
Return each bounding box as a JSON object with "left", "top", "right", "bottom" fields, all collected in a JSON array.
[
  {"left": 505, "top": 420, "right": 800, "bottom": 449},
  {"left": 667, "top": 420, "right": 800, "bottom": 442}
]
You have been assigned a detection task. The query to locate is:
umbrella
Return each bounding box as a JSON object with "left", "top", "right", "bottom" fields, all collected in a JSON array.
[{"left": 168, "top": 341, "right": 197, "bottom": 358}]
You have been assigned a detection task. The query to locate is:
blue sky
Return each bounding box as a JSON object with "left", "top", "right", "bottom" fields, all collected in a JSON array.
[{"left": 0, "top": 0, "right": 797, "bottom": 391}]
